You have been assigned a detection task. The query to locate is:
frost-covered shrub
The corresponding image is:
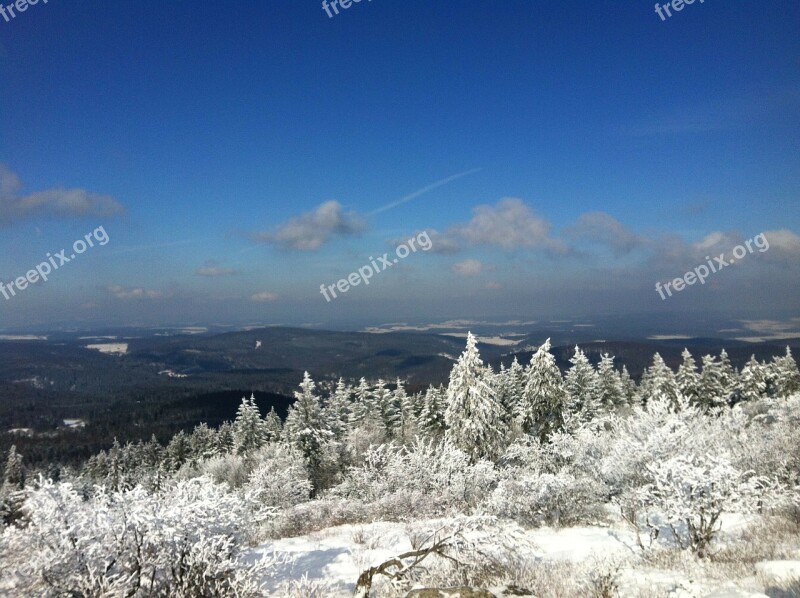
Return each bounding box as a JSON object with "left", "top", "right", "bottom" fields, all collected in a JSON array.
[
  {"left": 601, "top": 395, "right": 707, "bottom": 494},
  {"left": 489, "top": 470, "right": 606, "bottom": 527},
  {"left": 332, "top": 439, "right": 498, "bottom": 520},
  {"left": 491, "top": 432, "right": 608, "bottom": 527},
  {"left": 244, "top": 444, "right": 313, "bottom": 509},
  {"left": 198, "top": 452, "right": 253, "bottom": 489},
  {"left": 0, "top": 476, "right": 279, "bottom": 597},
  {"left": 733, "top": 394, "right": 800, "bottom": 486},
  {"left": 632, "top": 453, "right": 768, "bottom": 557},
  {"left": 354, "top": 516, "right": 533, "bottom": 596},
  {"left": 266, "top": 496, "right": 369, "bottom": 538}
]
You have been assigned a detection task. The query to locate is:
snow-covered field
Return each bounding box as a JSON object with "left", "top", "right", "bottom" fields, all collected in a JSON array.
[
  {"left": 249, "top": 516, "right": 799, "bottom": 597},
  {"left": 85, "top": 342, "right": 128, "bottom": 354}
]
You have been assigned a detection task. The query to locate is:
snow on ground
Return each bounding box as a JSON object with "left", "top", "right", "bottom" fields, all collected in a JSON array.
[
  {"left": 755, "top": 560, "right": 800, "bottom": 584},
  {"left": 86, "top": 342, "right": 128, "bottom": 355},
  {"left": 249, "top": 520, "right": 640, "bottom": 596},
  {"left": 248, "top": 518, "right": 799, "bottom": 597}
]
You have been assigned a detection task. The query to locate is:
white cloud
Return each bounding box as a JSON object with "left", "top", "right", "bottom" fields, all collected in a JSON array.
[
  {"left": 253, "top": 200, "right": 366, "bottom": 250},
  {"left": 567, "top": 211, "right": 647, "bottom": 255},
  {"left": 107, "top": 285, "right": 163, "bottom": 300},
  {"left": 251, "top": 291, "right": 279, "bottom": 302},
  {"left": 195, "top": 260, "right": 239, "bottom": 277},
  {"left": 452, "top": 259, "right": 488, "bottom": 276},
  {"left": 0, "top": 164, "right": 125, "bottom": 226},
  {"left": 761, "top": 229, "right": 800, "bottom": 254},
  {"left": 454, "top": 198, "right": 565, "bottom": 252}
]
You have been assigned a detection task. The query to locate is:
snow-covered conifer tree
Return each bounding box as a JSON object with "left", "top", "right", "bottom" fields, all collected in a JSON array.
[
  {"left": 3, "top": 445, "right": 24, "bottom": 490},
  {"left": 620, "top": 365, "right": 638, "bottom": 404},
  {"left": 676, "top": 348, "right": 701, "bottom": 404},
  {"left": 325, "top": 378, "right": 352, "bottom": 440},
  {"left": 737, "top": 354, "right": 767, "bottom": 402},
  {"left": 698, "top": 355, "right": 729, "bottom": 408},
  {"left": 769, "top": 347, "right": 800, "bottom": 397},
  {"left": 284, "top": 372, "right": 335, "bottom": 491},
  {"left": 373, "top": 378, "right": 400, "bottom": 438},
  {"left": 190, "top": 423, "right": 218, "bottom": 461},
  {"left": 418, "top": 385, "right": 447, "bottom": 440},
  {"left": 264, "top": 407, "right": 283, "bottom": 442},
  {"left": 232, "top": 394, "right": 269, "bottom": 455},
  {"left": 564, "top": 345, "right": 600, "bottom": 419},
  {"left": 516, "top": 338, "right": 567, "bottom": 441},
  {"left": 349, "top": 377, "right": 373, "bottom": 425},
  {"left": 639, "top": 353, "right": 680, "bottom": 406},
  {"left": 596, "top": 353, "right": 624, "bottom": 410},
  {"left": 444, "top": 333, "right": 508, "bottom": 461}
]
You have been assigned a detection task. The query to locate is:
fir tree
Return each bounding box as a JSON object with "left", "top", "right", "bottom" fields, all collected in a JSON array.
[
  {"left": 349, "top": 377, "right": 373, "bottom": 425},
  {"left": 284, "top": 372, "right": 335, "bottom": 491},
  {"left": 265, "top": 407, "right": 283, "bottom": 442},
  {"left": 770, "top": 347, "right": 800, "bottom": 397},
  {"left": 620, "top": 365, "right": 638, "bottom": 404},
  {"left": 418, "top": 385, "right": 447, "bottom": 440},
  {"left": 232, "top": 394, "right": 268, "bottom": 455},
  {"left": 444, "top": 333, "right": 508, "bottom": 461},
  {"left": 325, "top": 378, "right": 352, "bottom": 439},
  {"left": 3, "top": 445, "right": 24, "bottom": 490},
  {"left": 676, "top": 348, "right": 701, "bottom": 404},
  {"left": 517, "top": 338, "right": 567, "bottom": 441},
  {"left": 640, "top": 353, "right": 679, "bottom": 405},
  {"left": 373, "top": 379, "right": 400, "bottom": 437},
  {"left": 737, "top": 355, "right": 767, "bottom": 402},
  {"left": 698, "top": 355, "right": 729, "bottom": 408},
  {"left": 164, "top": 431, "right": 192, "bottom": 472},
  {"left": 564, "top": 345, "right": 600, "bottom": 419},
  {"left": 718, "top": 349, "right": 737, "bottom": 400},
  {"left": 190, "top": 423, "right": 218, "bottom": 461},
  {"left": 393, "top": 378, "right": 416, "bottom": 443},
  {"left": 216, "top": 421, "right": 235, "bottom": 454},
  {"left": 596, "top": 352, "right": 624, "bottom": 409}
]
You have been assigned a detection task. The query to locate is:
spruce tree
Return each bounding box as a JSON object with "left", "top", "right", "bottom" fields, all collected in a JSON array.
[
  {"left": 264, "top": 407, "right": 283, "bottom": 442},
  {"left": 564, "top": 345, "right": 600, "bottom": 419},
  {"left": 596, "top": 352, "right": 624, "bottom": 410},
  {"left": 233, "top": 394, "right": 269, "bottom": 455},
  {"left": 325, "top": 378, "right": 352, "bottom": 440},
  {"left": 373, "top": 379, "right": 400, "bottom": 437},
  {"left": 349, "top": 377, "right": 373, "bottom": 425},
  {"left": 676, "top": 348, "right": 701, "bottom": 404},
  {"left": 3, "top": 446, "right": 24, "bottom": 490},
  {"left": 698, "top": 355, "right": 728, "bottom": 408},
  {"left": 737, "top": 355, "right": 767, "bottom": 402},
  {"left": 620, "top": 365, "right": 638, "bottom": 404},
  {"left": 444, "top": 333, "right": 508, "bottom": 461},
  {"left": 418, "top": 385, "right": 447, "bottom": 440},
  {"left": 639, "top": 353, "right": 679, "bottom": 405},
  {"left": 284, "top": 372, "right": 334, "bottom": 491},
  {"left": 770, "top": 347, "right": 800, "bottom": 397},
  {"left": 517, "top": 338, "right": 568, "bottom": 441}
]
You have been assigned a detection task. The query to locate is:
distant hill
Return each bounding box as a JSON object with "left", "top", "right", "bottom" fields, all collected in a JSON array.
[{"left": 1, "top": 326, "right": 798, "bottom": 466}]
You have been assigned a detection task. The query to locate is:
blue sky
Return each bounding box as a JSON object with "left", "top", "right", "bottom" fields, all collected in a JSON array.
[{"left": 0, "top": 0, "right": 798, "bottom": 331}]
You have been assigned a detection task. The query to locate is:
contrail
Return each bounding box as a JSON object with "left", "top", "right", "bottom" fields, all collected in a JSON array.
[{"left": 368, "top": 168, "right": 481, "bottom": 216}]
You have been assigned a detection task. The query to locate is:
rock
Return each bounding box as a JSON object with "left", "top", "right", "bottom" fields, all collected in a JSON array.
[{"left": 405, "top": 588, "right": 498, "bottom": 598}]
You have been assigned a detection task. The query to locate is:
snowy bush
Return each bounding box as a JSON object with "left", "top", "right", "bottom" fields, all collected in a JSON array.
[
  {"left": 198, "top": 451, "right": 253, "bottom": 489},
  {"left": 489, "top": 469, "right": 606, "bottom": 527},
  {"left": 244, "top": 444, "right": 313, "bottom": 509},
  {"left": 332, "top": 439, "right": 498, "bottom": 520},
  {"left": 354, "top": 516, "right": 532, "bottom": 597},
  {"left": 0, "top": 476, "right": 280, "bottom": 597},
  {"left": 632, "top": 453, "right": 768, "bottom": 557},
  {"left": 266, "top": 496, "right": 370, "bottom": 538}
]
